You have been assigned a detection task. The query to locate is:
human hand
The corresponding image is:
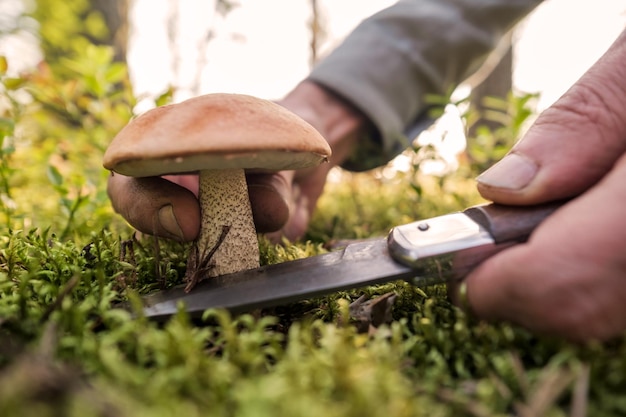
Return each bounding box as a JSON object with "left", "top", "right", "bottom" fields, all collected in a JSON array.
[
  {"left": 106, "top": 171, "right": 294, "bottom": 242},
  {"left": 106, "top": 82, "right": 365, "bottom": 243},
  {"left": 454, "top": 29, "right": 626, "bottom": 342}
]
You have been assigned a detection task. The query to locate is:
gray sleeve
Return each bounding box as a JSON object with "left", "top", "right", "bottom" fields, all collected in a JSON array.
[{"left": 308, "top": 0, "right": 543, "bottom": 171}]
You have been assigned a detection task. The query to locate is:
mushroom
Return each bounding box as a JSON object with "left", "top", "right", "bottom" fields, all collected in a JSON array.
[{"left": 103, "top": 93, "right": 331, "bottom": 290}]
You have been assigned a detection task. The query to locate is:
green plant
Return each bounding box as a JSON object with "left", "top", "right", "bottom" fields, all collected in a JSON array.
[
  {"left": 463, "top": 92, "right": 539, "bottom": 176},
  {"left": 0, "top": 45, "right": 146, "bottom": 237},
  {"left": 0, "top": 56, "right": 22, "bottom": 229}
]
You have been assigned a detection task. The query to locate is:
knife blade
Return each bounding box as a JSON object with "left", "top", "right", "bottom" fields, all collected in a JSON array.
[{"left": 140, "top": 202, "right": 562, "bottom": 320}]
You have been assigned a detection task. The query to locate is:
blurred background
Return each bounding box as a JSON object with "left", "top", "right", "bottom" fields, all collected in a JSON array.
[
  {"left": 0, "top": 0, "right": 625, "bottom": 231},
  {"left": 2, "top": 0, "right": 626, "bottom": 110},
  {"left": 130, "top": 0, "right": 626, "bottom": 113}
]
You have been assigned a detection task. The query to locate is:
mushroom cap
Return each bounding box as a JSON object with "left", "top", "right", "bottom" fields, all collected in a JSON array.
[{"left": 103, "top": 93, "right": 332, "bottom": 177}]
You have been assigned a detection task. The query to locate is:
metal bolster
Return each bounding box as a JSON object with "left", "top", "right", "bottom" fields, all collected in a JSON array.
[{"left": 387, "top": 213, "right": 497, "bottom": 283}]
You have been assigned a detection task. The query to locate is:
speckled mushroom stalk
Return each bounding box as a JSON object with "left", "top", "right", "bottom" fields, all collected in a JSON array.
[{"left": 194, "top": 168, "right": 259, "bottom": 278}]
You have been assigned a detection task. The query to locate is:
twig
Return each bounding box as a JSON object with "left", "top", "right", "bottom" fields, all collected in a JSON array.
[
  {"left": 570, "top": 363, "right": 590, "bottom": 417},
  {"left": 515, "top": 366, "right": 576, "bottom": 417},
  {"left": 184, "top": 225, "right": 230, "bottom": 293}
]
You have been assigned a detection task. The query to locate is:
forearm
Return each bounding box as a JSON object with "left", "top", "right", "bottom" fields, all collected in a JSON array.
[
  {"left": 278, "top": 81, "right": 369, "bottom": 166},
  {"left": 308, "top": 0, "right": 542, "bottom": 170}
]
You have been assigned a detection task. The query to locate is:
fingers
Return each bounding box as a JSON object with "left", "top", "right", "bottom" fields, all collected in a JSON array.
[
  {"left": 107, "top": 173, "right": 201, "bottom": 242},
  {"left": 461, "top": 153, "right": 626, "bottom": 342},
  {"left": 477, "top": 28, "right": 626, "bottom": 205},
  {"left": 107, "top": 171, "right": 293, "bottom": 242},
  {"left": 461, "top": 29, "right": 626, "bottom": 341},
  {"left": 246, "top": 172, "right": 291, "bottom": 233}
]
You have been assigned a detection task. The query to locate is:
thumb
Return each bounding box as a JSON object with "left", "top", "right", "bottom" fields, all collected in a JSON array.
[{"left": 476, "top": 29, "right": 626, "bottom": 205}]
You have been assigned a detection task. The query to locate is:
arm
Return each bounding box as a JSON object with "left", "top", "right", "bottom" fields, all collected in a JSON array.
[{"left": 308, "top": 0, "right": 542, "bottom": 170}]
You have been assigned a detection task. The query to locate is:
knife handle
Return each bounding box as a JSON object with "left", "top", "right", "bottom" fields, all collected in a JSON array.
[{"left": 463, "top": 201, "right": 564, "bottom": 243}]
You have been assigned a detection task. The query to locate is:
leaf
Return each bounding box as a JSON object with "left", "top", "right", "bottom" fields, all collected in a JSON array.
[
  {"left": 155, "top": 87, "right": 175, "bottom": 107},
  {"left": 0, "top": 56, "right": 7, "bottom": 75},
  {"left": 0, "top": 117, "right": 15, "bottom": 138},
  {"left": 105, "top": 63, "right": 127, "bottom": 84},
  {"left": 3, "top": 77, "right": 26, "bottom": 90},
  {"left": 46, "top": 165, "right": 64, "bottom": 187}
]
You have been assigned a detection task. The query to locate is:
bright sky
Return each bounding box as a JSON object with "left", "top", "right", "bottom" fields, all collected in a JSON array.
[
  {"left": 128, "top": 0, "right": 626, "bottom": 112},
  {"left": 128, "top": 0, "right": 396, "bottom": 107},
  {"left": 515, "top": 0, "right": 626, "bottom": 110}
]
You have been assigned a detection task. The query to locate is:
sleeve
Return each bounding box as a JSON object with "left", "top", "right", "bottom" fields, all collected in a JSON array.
[{"left": 307, "top": 0, "right": 543, "bottom": 171}]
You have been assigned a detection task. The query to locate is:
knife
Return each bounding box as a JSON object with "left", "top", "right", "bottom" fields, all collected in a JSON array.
[{"left": 140, "top": 202, "right": 562, "bottom": 320}]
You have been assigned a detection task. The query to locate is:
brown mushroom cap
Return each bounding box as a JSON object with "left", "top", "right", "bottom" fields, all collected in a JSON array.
[{"left": 103, "top": 93, "right": 332, "bottom": 177}]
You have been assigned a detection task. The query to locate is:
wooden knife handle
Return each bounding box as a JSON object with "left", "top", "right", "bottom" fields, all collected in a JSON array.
[{"left": 463, "top": 201, "right": 564, "bottom": 243}]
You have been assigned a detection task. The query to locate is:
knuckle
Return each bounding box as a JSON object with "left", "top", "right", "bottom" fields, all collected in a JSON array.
[{"left": 543, "top": 81, "right": 626, "bottom": 148}]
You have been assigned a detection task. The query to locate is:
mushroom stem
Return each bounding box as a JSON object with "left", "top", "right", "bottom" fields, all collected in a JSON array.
[{"left": 192, "top": 168, "right": 260, "bottom": 279}]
